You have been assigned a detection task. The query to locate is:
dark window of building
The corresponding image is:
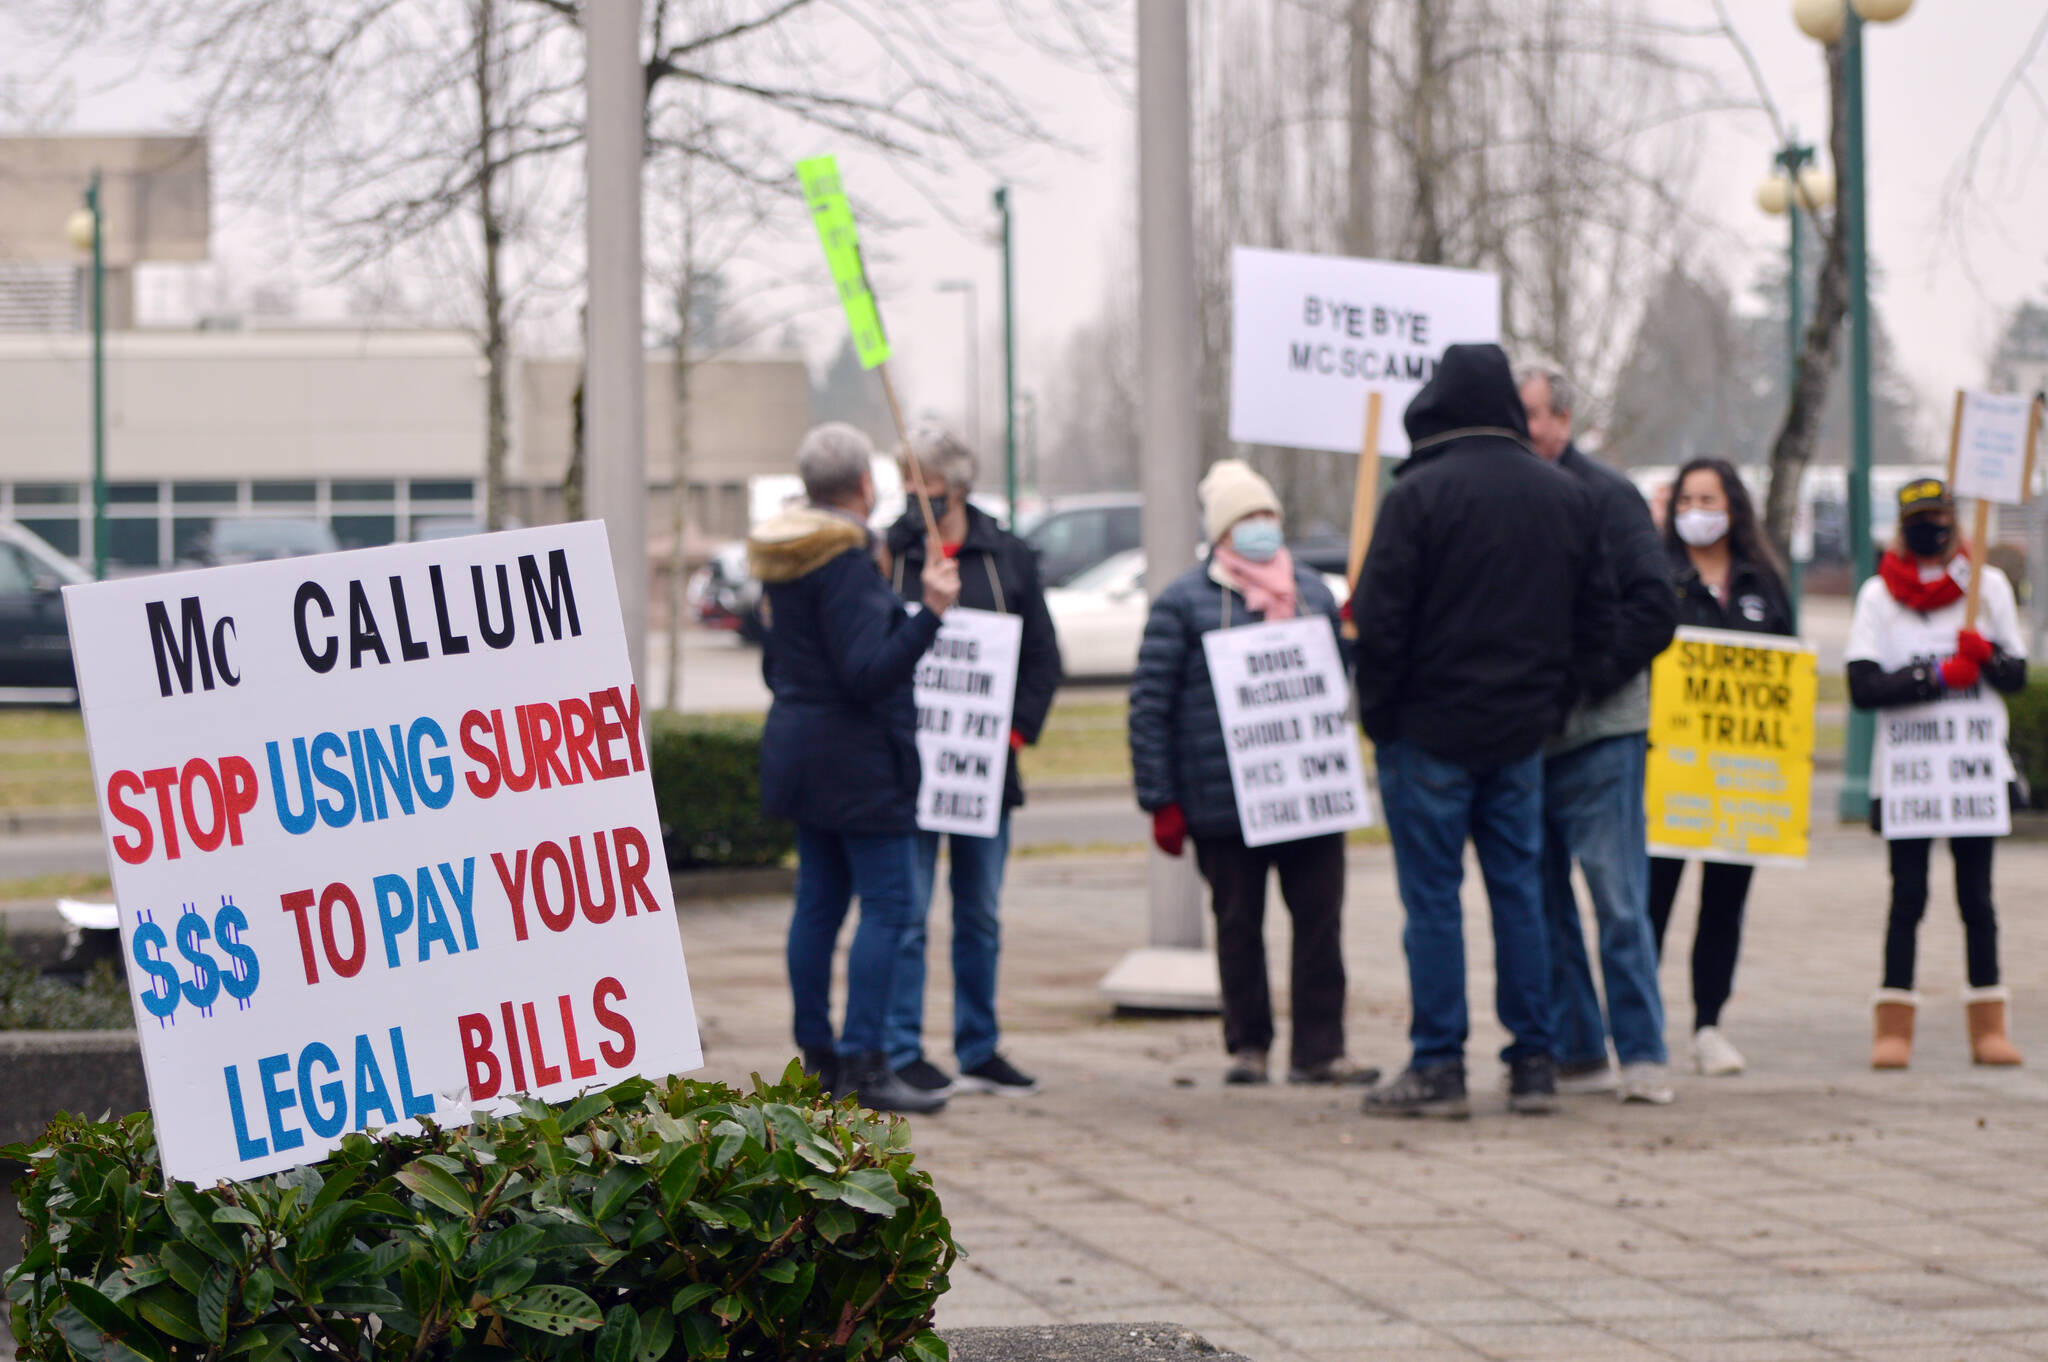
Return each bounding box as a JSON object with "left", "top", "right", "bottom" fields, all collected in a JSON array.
[
  {"left": 409, "top": 479, "right": 475, "bottom": 501},
  {"left": 18, "top": 518, "right": 80, "bottom": 557},
  {"left": 173, "top": 481, "right": 238, "bottom": 505},
  {"left": 107, "top": 519, "right": 162, "bottom": 568},
  {"left": 252, "top": 481, "right": 318, "bottom": 504},
  {"left": 331, "top": 514, "right": 397, "bottom": 549},
  {"left": 13, "top": 484, "right": 79, "bottom": 506},
  {"left": 331, "top": 480, "right": 396, "bottom": 503},
  {"left": 173, "top": 517, "right": 216, "bottom": 563},
  {"left": 108, "top": 482, "right": 159, "bottom": 505}
]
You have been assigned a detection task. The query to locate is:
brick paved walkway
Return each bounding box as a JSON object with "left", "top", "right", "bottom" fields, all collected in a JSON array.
[{"left": 681, "top": 823, "right": 2048, "bottom": 1362}]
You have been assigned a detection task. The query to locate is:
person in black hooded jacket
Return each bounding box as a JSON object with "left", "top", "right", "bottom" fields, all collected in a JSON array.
[
  {"left": 1352, "top": 342, "right": 1616, "bottom": 1120},
  {"left": 876, "top": 427, "right": 1062, "bottom": 1100}
]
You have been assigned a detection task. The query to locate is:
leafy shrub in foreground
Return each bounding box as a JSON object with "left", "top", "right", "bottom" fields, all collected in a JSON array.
[{"left": 4, "top": 1066, "right": 953, "bottom": 1361}]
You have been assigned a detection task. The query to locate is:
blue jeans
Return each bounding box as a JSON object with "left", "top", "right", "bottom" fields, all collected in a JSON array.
[
  {"left": 788, "top": 826, "right": 921, "bottom": 1057},
  {"left": 1541, "top": 734, "right": 1668, "bottom": 1067},
  {"left": 1376, "top": 739, "right": 1554, "bottom": 1069},
  {"left": 885, "top": 817, "right": 1011, "bottom": 1070}
]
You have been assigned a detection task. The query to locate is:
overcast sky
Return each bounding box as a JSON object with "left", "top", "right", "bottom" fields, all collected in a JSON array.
[{"left": 6, "top": 1, "right": 2046, "bottom": 457}]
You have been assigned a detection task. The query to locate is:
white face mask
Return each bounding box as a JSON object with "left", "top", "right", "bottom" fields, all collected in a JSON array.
[{"left": 1675, "top": 508, "right": 1729, "bottom": 548}]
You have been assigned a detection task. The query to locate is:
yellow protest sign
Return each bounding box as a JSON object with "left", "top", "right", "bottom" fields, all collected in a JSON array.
[
  {"left": 1645, "top": 626, "right": 1816, "bottom": 866},
  {"left": 797, "top": 155, "right": 891, "bottom": 370}
]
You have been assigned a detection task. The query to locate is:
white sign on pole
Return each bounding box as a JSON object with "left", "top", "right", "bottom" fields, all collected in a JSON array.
[
  {"left": 914, "top": 607, "right": 1022, "bottom": 838},
  {"left": 1227, "top": 246, "right": 1501, "bottom": 457},
  {"left": 64, "top": 524, "right": 702, "bottom": 1185},
  {"left": 1953, "top": 391, "right": 2034, "bottom": 506},
  {"left": 1203, "top": 617, "right": 1371, "bottom": 847},
  {"left": 1875, "top": 694, "right": 2012, "bottom": 840}
]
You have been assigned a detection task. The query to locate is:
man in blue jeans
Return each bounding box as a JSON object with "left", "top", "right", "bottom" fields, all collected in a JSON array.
[
  {"left": 880, "top": 428, "right": 1063, "bottom": 1098},
  {"left": 750, "top": 423, "right": 961, "bottom": 1115},
  {"left": 1521, "top": 364, "right": 1678, "bottom": 1105},
  {"left": 1351, "top": 344, "right": 1616, "bottom": 1119}
]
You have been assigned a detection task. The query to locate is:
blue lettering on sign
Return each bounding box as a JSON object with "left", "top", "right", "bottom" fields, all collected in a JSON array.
[
  {"left": 222, "top": 1027, "right": 436, "bottom": 1162},
  {"left": 266, "top": 717, "right": 454, "bottom": 837},
  {"left": 132, "top": 898, "right": 260, "bottom": 1025}
]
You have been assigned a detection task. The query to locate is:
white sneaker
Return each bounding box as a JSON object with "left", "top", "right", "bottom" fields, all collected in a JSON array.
[
  {"left": 1692, "top": 1026, "right": 1745, "bottom": 1077},
  {"left": 1618, "top": 1062, "right": 1675, "bottom": 1105},
  {"left": 1554, "top": 1061, "right": 1618, "bottom": 1095}
]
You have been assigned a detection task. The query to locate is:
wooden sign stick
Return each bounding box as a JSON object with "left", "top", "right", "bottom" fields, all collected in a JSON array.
[
  {"left": 876, "top": 362, "right": 942, "bottom": 545},
  {"left": 1346, "top": 390, "right": 1385, "bottom": 590}
]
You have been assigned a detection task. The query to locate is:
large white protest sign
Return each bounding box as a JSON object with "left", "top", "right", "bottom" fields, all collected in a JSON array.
[
  {"left": 914, "top": 607, "right": 1022, "bottom": 838},
  {"left": 1204, "top": 617, "right": 1371, "bottom": 847},
  {"left": 64, "top": 524, "right": 701, "bottom": 1184},
  {"left": 1876, "top": 694, "right": 2011, "bottom": 840},
  {"left": 1953, "top": 391, "right": 2034, "bottom": 506},
  {"left": 1228, "top": 246, "right": 1501, "bottom": 457}
]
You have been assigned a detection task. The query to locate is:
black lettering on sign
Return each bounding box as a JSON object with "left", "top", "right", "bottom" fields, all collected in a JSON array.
[{"left": 147, "top": 597, "right": 240, "bottom": 697}]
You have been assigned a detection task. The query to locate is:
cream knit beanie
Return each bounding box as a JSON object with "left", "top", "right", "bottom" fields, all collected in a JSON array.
[{"left": 1198, "top": 459, "right": 1283, "bottom": 546}]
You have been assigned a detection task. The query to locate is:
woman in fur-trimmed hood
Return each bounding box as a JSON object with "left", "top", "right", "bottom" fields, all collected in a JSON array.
[{"left": 745, "top": 422, "right": 960, "bottom": 1115}]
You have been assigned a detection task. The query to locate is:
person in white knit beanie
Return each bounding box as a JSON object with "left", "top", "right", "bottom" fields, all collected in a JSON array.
[{"left": 1198, "top": 459, "right": 1282, "bottom": 548}]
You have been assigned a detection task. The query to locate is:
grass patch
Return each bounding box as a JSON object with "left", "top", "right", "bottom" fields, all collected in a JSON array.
[
  {"left": 1021, "top": 701, "right": 1132, "bottom": 784},
  {"left": 1817, "top": 672, "right": 1846, "bottom": 705},
  {"left": 0, "top": 871, "right": 113, "bottom": 903},
  {"left": 0, "top": 708, "right": 93, "bottom": 811}
]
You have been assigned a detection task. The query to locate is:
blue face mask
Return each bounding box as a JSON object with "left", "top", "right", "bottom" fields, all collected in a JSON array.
[{"left": 1230, "top": 519, "right": 1284, "bottom": 563}]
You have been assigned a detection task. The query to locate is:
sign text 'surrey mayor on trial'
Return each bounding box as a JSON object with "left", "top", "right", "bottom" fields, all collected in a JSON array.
[{"left": 64, "top": 524, "right": 702, "bottom": 1185}]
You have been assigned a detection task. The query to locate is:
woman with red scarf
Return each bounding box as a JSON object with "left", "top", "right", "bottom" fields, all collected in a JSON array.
[{"left": 1845, "top": 477, "right": 2028, "bottom": 1069}]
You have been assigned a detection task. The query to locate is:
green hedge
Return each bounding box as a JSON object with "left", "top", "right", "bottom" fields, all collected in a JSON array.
[
  {"left": 4, "top": 1068, "right": 955, "bottom": 1361},
  {"left": 649, "top": 715, "right": 795, "bottom": 870},
  {"left": 2008, "top": 679, "right": 2048, "bottom": 809}
]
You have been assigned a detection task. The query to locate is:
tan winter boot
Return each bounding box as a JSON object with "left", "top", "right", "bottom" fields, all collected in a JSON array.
[
  {"left": 1965, "top": 987, "right": 2023, "bottom": 1067},
  {"left": 1871, "top": 990, "right": 1917, "bottom": 1070}
]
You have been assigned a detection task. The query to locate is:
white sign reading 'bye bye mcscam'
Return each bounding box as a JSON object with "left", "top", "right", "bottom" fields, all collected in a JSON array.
[
  {"left": 1228, "top": 246, "right": 1501, "bottom": 458},
  {"left": 63, "top": 524, "right": 702, "bottom": 1184}
]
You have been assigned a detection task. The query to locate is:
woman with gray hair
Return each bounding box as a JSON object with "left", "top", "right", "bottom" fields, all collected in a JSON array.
[
  {"left": 878, "top": 425, "right": 1063, "bottom": 1099},
  {"left": 748, "top": 421, "right": 962, "bottom": 1114}
]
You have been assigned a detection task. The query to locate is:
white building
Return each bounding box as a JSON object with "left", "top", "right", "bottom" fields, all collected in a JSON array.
[{"left": 0, "top": 328, "right": 812, "bottom": 569}]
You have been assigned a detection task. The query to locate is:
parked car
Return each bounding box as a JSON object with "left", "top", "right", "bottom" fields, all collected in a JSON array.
[
  {"left": 1046, "top": 547, "right": 1351, "bottom": 682},
  {"left": 1019, "top": 493, "right": 1143, "bottom": 587},
  {"left": 0, "top": 521, "right": 92, "bottom": 697},
  {"left": 691, "top": 542, "right": 767, "bottom": 642},
  {"left": 187, "top": 517, "right": 340, "bottom": 566}
]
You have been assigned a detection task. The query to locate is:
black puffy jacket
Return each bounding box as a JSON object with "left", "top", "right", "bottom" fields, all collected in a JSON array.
[
  {"left": 1349, "top": 343, "right": 1615, "bottom": 769},
  {"left": 750, "top": 508, "right": 941, "bottom": 834},
  {"left": 1129, "top": 558, "right": 1343, "bottom": 839},
  {"left": 1669, "top": 546, "right": 1794, "bottom": 638},
  {"left": 884, "top": 503, "right": 1063, "bottom": 810}
]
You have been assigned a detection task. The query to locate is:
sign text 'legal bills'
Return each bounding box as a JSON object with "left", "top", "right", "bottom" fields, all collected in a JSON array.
[
  {"left": 1228, "top": 246, "right": 1500, "bottom": 458},
  {"left": 1205, "top": 617, "right": 1371, "bottom": 847},
  {"left": 1876, "top": 695, "right": 2012, "bottom": 840},
  {"left": 1646, "top": 627, "right": 1816, "bottom": 866},
  {"left": 914, "top": 607, "right": 1021, "bottom": 839},
  {"left": 65, "top": 524, "right": 701, "bottom": 1184}
]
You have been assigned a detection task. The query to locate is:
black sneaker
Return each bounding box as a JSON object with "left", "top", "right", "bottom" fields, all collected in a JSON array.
[
  {"left": 801, "top": 1047, "right": 839, "bottom": 1096},
  {"left": 955, "top": 1054, "right": 1039, "bottom": 1096},
  {"left": 894, "top": 1056, "right": 957, "bottom": 1097},
  {"left": 841, "top": 1052, "right": 947, "bottom": 1115},
  {"left": 1361, "top": 1061, "right": 1468, "bottom": 1119},
  {"left": 1288, "top": 1056, "right": 1381, "bottom": 1086},
  {"left": 1507, "top": 1054, "right": 1558, "bottom": 1115},
  {"left": 1224, "top": 1050, "right": 1270, "bottom": 1085}
]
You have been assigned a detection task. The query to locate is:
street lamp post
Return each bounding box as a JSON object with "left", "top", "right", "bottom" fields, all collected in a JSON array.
[
  {"left": 992, "top": 187, "right": 1018, "bottom": 530},
  {"left": 937, "top": 279, "right": 980, "bottom": 460},
  {"left": 1795, "top": 0, "right": 1912, "bottom": 822},
  {"left": 1757, "top": 141, "right": 1835, "bottom": 629},
  {"left": 66, "top": 173, "right": 106, "bottom": 581}
]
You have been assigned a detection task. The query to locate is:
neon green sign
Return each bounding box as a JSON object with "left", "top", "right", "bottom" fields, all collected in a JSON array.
[{"left": 797, "top": 155, "right": 891, "bottom": 370}]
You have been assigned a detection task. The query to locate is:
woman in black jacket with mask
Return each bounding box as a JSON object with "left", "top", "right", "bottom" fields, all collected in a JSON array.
[{"left": 1648, "top": 458, "right": 1794, "bottom": 1079}]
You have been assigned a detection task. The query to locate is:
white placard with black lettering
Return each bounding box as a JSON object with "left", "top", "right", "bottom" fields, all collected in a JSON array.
[
  {"left": 1875, "top": 694, "right": 2011, "bottom": 840},
  {"left": 1204, "top": 616, "right": 1371, "bottom": 847},
  {"left": 1228, "top": 246, "right": 1501, "bottom": 457},
  {"left": 61, "top": 523, "right": 701, "bottom": 1184},
  {"left": 1953, "top": 391, "right": 2033, "bottom": 506},
  {"left": 913, "top": 607, "right": 1022, "bottom": 839}
]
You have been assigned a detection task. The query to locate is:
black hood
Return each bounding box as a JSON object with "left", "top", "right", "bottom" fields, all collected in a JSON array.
[{"left": 1400, "top": 342, "right": 1532, "bottom": 467}]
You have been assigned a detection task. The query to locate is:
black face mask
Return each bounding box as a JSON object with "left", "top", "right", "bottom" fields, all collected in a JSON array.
[
  {"left": 925, "top": 494, "right": 950, "bottom": 522},
  {"left": 1902, "top": 520, "right": 1952, "bottom": 558}
]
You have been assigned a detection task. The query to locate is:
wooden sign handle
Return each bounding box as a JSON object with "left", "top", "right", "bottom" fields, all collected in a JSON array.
[
  {"left": 1341, "top": 392, "right": 1384, "bottom": 642},
  {"left": 1963, "top": 498, "right": 1991, "bottom": 633},
  {"left": 877, "top": 363, "right": 942, "bottom": 545}
]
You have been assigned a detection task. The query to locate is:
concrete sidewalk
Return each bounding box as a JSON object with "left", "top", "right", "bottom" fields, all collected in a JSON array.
[{"left": 682, "top": 823, "right": 2048, "bottom": 1362}]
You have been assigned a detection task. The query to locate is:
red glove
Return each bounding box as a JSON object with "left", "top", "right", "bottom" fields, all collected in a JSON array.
[
  {"left": 1151, "top": 804, "right": 1187, "bottom": 857},
  {"left": 1957, "top": 629, "right": 1995, "bottom": 664},
  {"left": 1009, "top": 729, "right": 1026, "bottom": 751},
  {"left": 1940, "top": 655, "right": 1981, "bottom": 690},
  {"left": 1338, "top": 599, "right": 1354, "bottom": 624}
]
